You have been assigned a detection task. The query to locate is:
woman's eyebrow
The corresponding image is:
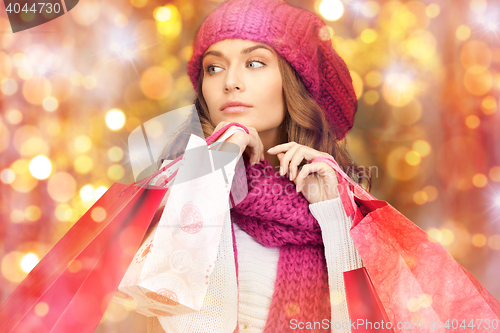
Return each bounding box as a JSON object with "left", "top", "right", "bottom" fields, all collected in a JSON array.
[{"left": 202, "top": 45, "right": 274, "bottom": 60}]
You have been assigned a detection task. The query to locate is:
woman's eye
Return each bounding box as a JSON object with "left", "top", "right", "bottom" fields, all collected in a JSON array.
[
  {"left": 206, "top": 65, "right": 222, "bottom": 75},
  {"left": 247, "top": 60, "right": 265, "bottom": 68},
  {"left": 205, "top": 60, "right": 264, "bottom": 75}
]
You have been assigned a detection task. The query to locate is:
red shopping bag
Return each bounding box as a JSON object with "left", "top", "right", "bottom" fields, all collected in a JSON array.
[
  {"left": 0, "top": 122, "right": 250, "bottom": 333},
  {"left": 0, "top": 183, "right": 167, "bottom": 333},
  {"left": 344, "top": 267, "right": 394, "bottom": 332},
  {"left": 312, "top": 156, "right": 500, "bottom": 332}
]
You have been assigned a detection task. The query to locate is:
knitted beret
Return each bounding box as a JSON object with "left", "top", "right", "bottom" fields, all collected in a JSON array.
[{"left": 186, "top": 0, "right": 358, "bottom": 139}]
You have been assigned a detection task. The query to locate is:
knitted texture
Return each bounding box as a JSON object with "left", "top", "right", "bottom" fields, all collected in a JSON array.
[
  {"left": 186, "top": 0, "right": 358, "bottom": 139},
  {"left": 230, "top": 154, "right": 331, "bottom": 332},
  {"left": 233, "top": 223, "right": 279, "bottom": 331},
  {"left": 309, "top": 196, "right": 364, "bottom": 333}
]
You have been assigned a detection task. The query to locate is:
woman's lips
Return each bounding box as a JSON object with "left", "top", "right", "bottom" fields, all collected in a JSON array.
[{"left": 222, "top": 106, "right": 251, "bottom": 113}]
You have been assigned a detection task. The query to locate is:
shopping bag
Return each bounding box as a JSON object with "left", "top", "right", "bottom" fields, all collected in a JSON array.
[
  {"left": 112, "top": 131, "right": 242, "bottom": 317},
  {"left": 0, "top": 122, "right": 249, "bottom": 332},
  {"left": 0, "top": 183, "right": 167, "bottom": 333},
  {"left": 344, "top": 267, "right": 394, "bottom": 332},
  {"left": 311, "top": 156, "right": 500, "bottom": 332}
]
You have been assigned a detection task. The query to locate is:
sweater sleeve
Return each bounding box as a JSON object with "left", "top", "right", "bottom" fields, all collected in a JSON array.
[{"left": 308, "top": 193, "right": 364, "bottom": 333}]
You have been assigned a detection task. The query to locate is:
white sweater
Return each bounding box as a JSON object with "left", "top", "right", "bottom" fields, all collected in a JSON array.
[{"left": 148, "top": 195, "right": 364, "bottom": 333}]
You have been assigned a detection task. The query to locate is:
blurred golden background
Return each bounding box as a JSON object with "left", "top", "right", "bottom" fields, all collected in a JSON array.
[{"left": 0, "top": 0, "right": 499, "bottom": 331}]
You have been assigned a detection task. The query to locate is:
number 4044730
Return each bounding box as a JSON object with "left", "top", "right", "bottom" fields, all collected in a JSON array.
[
  {"left": 5, "top": 2, "right": 62, "bottom": 14},
  {"left": 443, "top": 319, "right": 499, "bottom": 330}
]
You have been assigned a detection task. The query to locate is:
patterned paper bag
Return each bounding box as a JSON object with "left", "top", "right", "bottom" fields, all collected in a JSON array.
[{"left": 112, "top": 133, "right": 241, "bottom": 317}]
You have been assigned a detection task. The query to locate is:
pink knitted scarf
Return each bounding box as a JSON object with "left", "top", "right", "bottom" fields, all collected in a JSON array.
[{"left": 230, "top": 155, "right": 331, "bottom": 332}]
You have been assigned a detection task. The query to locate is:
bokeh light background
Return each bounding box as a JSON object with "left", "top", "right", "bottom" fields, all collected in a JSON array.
[{"left": 1, "top": 0, "right": 500, "bottom": 331}]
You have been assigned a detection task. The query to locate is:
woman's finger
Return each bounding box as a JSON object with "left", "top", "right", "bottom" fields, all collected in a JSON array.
[
  {"left": 251, "top": 127, "right": 265, "bottom": 164},
  {"left": 269, "top": 142, "right": 326, "bottom": 177},
  {"left": 288, "top": 146, "right": 309, "bottom": 181},
  {"left": 267, "top": 141, "right": 297, "bottom": 154},
  {"left": 278, "top": 143, "right": 301, "bottom": 177},
  {"left": 249, "top": 127, "right": 265, "bottom": 164},
  {"left": 296, "top": 162, "right": 339, "bottom": 193},
  {"left": 244, "top": 127, "right": 265, "bottom": 166},
  {"left": 247, "top": 134, "right": 260, "bottom": 165},
  {"left": 294, "top": 162, "right": 310, "bottom": 193},
  {"left": 213, "top": 121, "right": 229, "bottom": 133},
  {"left": 212, "top": 122, "right": 265, "bottom": 166}
]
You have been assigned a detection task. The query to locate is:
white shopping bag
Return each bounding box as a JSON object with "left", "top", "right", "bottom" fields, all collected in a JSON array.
[{"left": 112, "top": 132, "right": 243, "bottom": 317}]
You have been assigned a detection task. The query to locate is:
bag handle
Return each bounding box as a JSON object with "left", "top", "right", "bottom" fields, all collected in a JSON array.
[
  {"left": 120, "top": 123, "right": 249, "bottom": 196},
  {"left": 309, "top": 156, "right": 375, "bottom": 216},
  {"left": 151, "top": 125, "right": 247, "bottom": 189}
]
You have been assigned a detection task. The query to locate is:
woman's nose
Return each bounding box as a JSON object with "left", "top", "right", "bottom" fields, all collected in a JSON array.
[{"left": 224, "top": 67, "right": 245, "bottom": 92}]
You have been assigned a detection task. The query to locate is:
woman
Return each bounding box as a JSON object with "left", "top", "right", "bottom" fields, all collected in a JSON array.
[
  {"left": 148, "top": 1, "right": 370, "bottom": 332},
  {"left": 144, "top": 0, "right": 500, "bottom": 332}
]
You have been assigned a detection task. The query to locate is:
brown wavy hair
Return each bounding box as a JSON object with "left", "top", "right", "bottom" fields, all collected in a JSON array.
[{"left": 157, "top": 54, "right": 372, "bottom": 191}]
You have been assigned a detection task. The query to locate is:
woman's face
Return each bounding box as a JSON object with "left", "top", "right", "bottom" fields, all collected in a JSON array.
[{"left": 201, "top": 39, "right": 286, "bottom": 134}]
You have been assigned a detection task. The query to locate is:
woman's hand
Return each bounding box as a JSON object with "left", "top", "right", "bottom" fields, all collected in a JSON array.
[
  {"left": 211, "top": 121, "right": 265, "bottom": 166},
  {"left": 267, "top": 142, "right": 340, "bottom": 204}
]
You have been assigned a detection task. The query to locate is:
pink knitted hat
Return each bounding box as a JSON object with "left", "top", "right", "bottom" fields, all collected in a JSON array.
[{"left": 187, "top": 0, "right": 358, "bottom": 139}]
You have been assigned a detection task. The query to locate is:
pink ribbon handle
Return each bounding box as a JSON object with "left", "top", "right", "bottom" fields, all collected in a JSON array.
[{"left": 337, "top": 181, "right": 356, "bottom": 217}]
